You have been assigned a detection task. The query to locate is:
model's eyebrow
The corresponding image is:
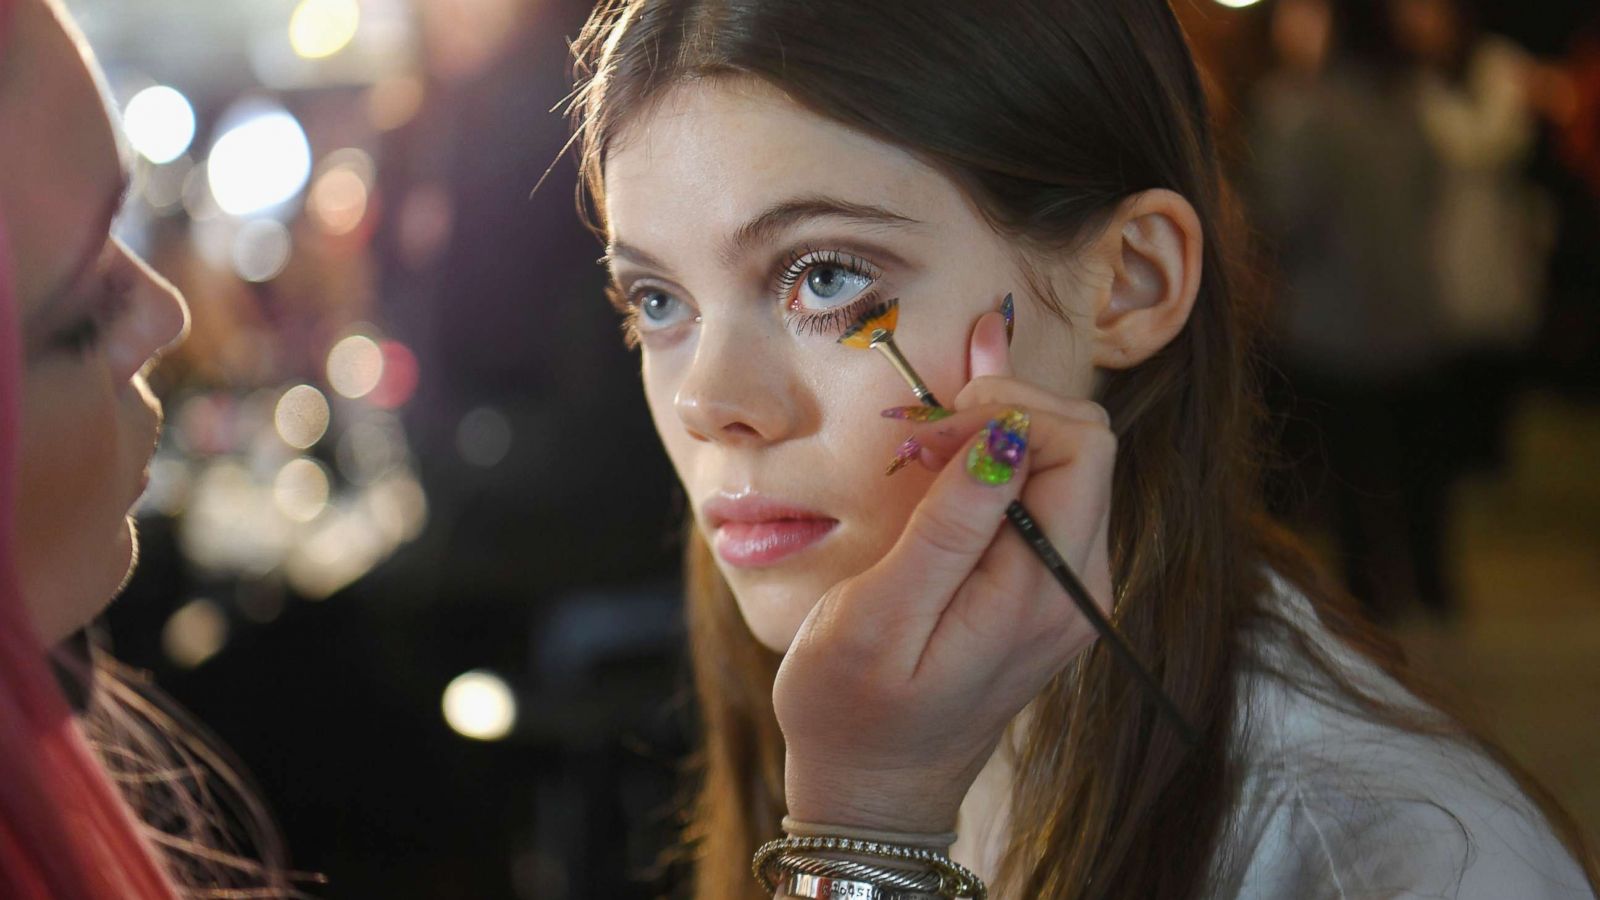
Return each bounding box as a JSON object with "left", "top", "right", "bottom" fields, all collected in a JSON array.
[{"left": 603, "top": 194, "right": 922, "bottom": 275}]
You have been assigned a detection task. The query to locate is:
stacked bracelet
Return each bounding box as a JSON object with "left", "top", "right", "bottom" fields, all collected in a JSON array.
[
  {"left": 776, "top": 852, "right": 944, "bottom": 892},
  {"left": 753, "top": 835, "right": 987, "bottom": 900},
  {"left": 785, "top": 871, "right": 944, "bottom": 900}
]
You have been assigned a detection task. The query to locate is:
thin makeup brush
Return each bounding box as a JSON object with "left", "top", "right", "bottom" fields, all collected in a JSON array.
[{"left": 841, "top": 297, "right": 1199, "bottom": 747}]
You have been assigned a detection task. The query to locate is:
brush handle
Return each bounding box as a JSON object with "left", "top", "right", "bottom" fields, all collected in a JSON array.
[
  {"left": 1002, "top": 500, "right": 1199, "bottom": 747},
  {"left": 874, "top": 343, "right": 1194, "bottom": 743}
]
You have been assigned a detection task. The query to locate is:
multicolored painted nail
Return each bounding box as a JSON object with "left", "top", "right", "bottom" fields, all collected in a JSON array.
[
  {"left": 881, "top": 405, "right": 954, "bottom": 422},
  {"left": 885, "top": 436, "right": 922, "bottom": 476},
  {"left": 1000, "top": 292, "right": 1015, "bottom": 346},
  {"left": 966, "top": 409, "right": 1030, "bottom": 485}
]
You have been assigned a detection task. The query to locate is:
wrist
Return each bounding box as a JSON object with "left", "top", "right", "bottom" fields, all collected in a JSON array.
[
  {"left": 784, "top": 766, "right": 962, "bottom": 836},
  {"left": 782, "top": 816, "right": 956, "bottom": 852}
]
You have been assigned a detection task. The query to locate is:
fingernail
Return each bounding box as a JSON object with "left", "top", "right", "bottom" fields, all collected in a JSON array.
[
  {"left": 966, "top": 408, "right": 1029, "bottom": 485},
  {"left": 886, "top": 436, "right": 922, "bottom": 476},
  {"left": 883, "top": 405, "right": 953, "bottom": 422},
  {"left": 881, "top": 405, "right": 953, "bottom": 422},
  {"left": 1000, "top": 292, "right": 1015, "bottom": 346}
]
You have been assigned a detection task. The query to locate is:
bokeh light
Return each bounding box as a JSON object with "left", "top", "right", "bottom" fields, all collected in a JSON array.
[
  {"left": 308, "top": 149, "right": 375, "bottom": 238},
  {"left": 232, "top": 218, "right": 294, "bottom": 283},
  {"left": 273, "top": 457, "right": 332, "bottom": 523},
  {"left": 442, "top": 670, "right": 517, "bottom": 741},
  {"left": 122, "top": 85, "right": 196, "bottom": 165},
  {"left": 162, "top": 599, "right": 229, "bottom": 669},
  {"left": 289, "top": 0, "right": 361, "bottom": 61},
  {"left": 370, "top": 340, "right": 420, "bottom": 409},
  {"left": 336, "top": 414, "right": 405, "bottom": 483},
  {"left": 365, "top": 472, "right": 428, "bottom": 543},
  {"left": 274, "top": 385, "right": 331, "bottom": 450},
  {"left": 367, "top": 75, "right": 425, "bottom": 131},
  {"left": 327, "top": 334, "right": 385, "bottom": 399},
  {"left": 141, "top": 156, "right": 192, "bottom": 210},
  {"left": 207, "top": 105, "right": 313, "bottom": 217},
  {"left": 455, "top": 406, "right": 512, "bottom": 468}
]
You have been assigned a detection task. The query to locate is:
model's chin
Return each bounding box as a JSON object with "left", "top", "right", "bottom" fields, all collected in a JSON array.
[
  {"left": 25, "top": 518, "right": 137, "bottom": 646},
  {"left": 90, "top": 515, "right": 137, "bottom": 618},
  {"left": 724, "top": 570, "right": 838, "bottom": 655},
  {"left": 112, "top": 515, "right": 141, "bottom": 596}
]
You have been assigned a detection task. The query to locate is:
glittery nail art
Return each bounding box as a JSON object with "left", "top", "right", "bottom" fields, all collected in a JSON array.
[
  {"left": 1001, "top": 292, "right": 1015, "bottom": 345},
  {"left": 885, "top": 436, "right": 922, "bottom": 476},
  {"left": 966, "top": 409, "right": 1029, "bottom": 485},
  {"left": 881, "top": 405, "right": 954, "bottom": 422}
]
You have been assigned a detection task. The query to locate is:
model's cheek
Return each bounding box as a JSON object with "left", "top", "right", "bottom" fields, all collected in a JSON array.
[
  {"left": 15, "top": 369, "right": 132, "bottom": 641},
  {"left": 641, "top": 352, "right": 694, "bottom": 477}
]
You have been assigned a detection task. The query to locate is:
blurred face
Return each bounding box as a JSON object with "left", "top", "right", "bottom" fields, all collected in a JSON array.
[
  {"left": 603, "top": 78, "right": 1096, "bottom": 652},
  {"left": 1390, "top": 0, "right": 1460, "bottom": 66},
  {"left": 1272, "top": 0, "right": 1333, "bottom": 76},
  {"left": 0, "top": 0, "right": 189, "bottom": 643}
]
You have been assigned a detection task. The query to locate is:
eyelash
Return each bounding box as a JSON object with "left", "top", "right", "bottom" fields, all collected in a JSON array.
[
  {"left": 777, "top": 245, "right": 881, "bottom": 337},
  {"left": 609, "top": 243, "right": 883, "bottom": 347},
  {"left": 55, "top": 270, "right": 134, "bottom": 356}
]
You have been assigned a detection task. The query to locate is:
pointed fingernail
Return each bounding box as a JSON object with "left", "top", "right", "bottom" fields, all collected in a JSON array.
[
  {"left": 881, "top": 405, "right": 954, "bottom": 422},
  {"left": 1001, "top": 292, "right": 1015, "bottom": 346},
  {"left": 966, "top": 408, "right": 1030, "bottom": 485},
  {"left": 886, "top": 436, "right": 922, "bottom": 476}
]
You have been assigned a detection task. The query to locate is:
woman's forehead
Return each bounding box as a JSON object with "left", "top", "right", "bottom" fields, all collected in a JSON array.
[
  {"left": 0, "top": 0, "right": 125, "bottom": 316},
  {"left": 602, "top": 78, "right": 957, "bottom": 257}
]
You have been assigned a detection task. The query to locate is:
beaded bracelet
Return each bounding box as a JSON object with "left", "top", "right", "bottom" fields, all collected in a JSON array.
[{"left": 753, "top": 835, "right": 987, "bottom": 900}]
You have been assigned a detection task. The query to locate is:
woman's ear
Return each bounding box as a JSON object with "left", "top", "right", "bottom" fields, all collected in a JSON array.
[{"left": 1089, "top": 189, "right": 1202, "bottom": 370}]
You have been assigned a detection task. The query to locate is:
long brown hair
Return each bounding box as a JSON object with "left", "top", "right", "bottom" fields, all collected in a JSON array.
[{"left": 565, "top": 1, "right": 1599, "bottom": 897}]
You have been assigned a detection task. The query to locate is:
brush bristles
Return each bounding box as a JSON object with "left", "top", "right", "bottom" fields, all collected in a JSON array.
[{"left": 837, "top": 297, "right": 900, "bottom": 349}]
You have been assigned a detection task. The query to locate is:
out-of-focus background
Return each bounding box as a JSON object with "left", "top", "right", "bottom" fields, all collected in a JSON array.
[{"left": 56, "top": 0, "right": 1599, "bottom": 896}]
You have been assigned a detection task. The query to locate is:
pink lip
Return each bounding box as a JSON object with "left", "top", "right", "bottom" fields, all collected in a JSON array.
[{"left": 704, "top": 492, "right": 839, "bottom": 568}]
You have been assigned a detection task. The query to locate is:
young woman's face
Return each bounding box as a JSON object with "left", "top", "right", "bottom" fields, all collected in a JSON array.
[
  {"left": 0, "top": 0, "right": 189, "bottom": 644},
  {"left": 603, "top": 78, "right": 1096, "bottom": 652}
]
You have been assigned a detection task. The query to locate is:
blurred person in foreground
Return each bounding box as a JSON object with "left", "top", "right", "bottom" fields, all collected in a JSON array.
[
  {"left": 0, "top": 0, "right": 299, "bottom": 896},
  {"left": 568, "top": 0, "right": 1598, "bottom": 897}
]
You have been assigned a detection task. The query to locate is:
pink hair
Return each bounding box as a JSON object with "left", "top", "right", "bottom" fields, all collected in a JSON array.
[{"left": 0, "top": 1, "right": 181, "bottom": 893}]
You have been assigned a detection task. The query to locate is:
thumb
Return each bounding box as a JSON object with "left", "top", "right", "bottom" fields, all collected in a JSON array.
[
  {"left": 968, "top": 306, "right": 1014, "bottom": 382},
  {"left": 850, "top": 409, "right": 1031, "bottom": 654}
]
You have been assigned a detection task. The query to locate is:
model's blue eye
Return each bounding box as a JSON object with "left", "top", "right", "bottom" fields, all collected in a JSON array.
[
  {"left": 629, "top": 288, "right": 696, "bottom": 339},
  {"left": 639, "top": 290, "right": 679, "bottom": 322},
  {"left": 796, "top": 264, "right": 873, "bottom": 310},
  {"left": 778, "top": 248, "right": 880, "bottom": 320}
]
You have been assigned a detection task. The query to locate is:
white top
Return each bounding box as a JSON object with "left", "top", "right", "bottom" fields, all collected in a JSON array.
[{"left": 1211, "top": 575, "right": 1594, "bottom": 898}]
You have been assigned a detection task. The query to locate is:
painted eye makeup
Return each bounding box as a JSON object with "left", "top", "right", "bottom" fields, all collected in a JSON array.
[
  {"left": 777, "top": 245, "right": 883, "bottom": 338},
  {"left": 605, "top": 241, "right": 887, "bottom": 348}
]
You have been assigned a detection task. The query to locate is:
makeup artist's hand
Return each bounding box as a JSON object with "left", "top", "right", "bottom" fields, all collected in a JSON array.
[{"left": 774, "top": 309, "right": 1116, "bottom": 835}]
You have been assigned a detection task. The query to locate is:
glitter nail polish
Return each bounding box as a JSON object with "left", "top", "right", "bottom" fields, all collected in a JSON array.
[
  {"left": 966, "top": 409, "right": 1030, "bottom": 485},
  {"left": 880, "top": 406, "right": 954, "bottom": 422},
  {"left": 1001, "top": 292, "right": 1015, "bottom": 345},
  {"left": 886, "top": 436, "right": 922, "bottom": 476}
]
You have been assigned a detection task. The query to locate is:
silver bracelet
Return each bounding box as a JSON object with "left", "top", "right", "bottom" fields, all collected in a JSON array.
[
  {"left": 776, "top": 852, "right": 944, "bottom": 892},
  {"left": 754, "top": 835, "right": 987, "bottom": 900},
  {"left": 784, "top": 871, "right": 944, "bottom": 900}
]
